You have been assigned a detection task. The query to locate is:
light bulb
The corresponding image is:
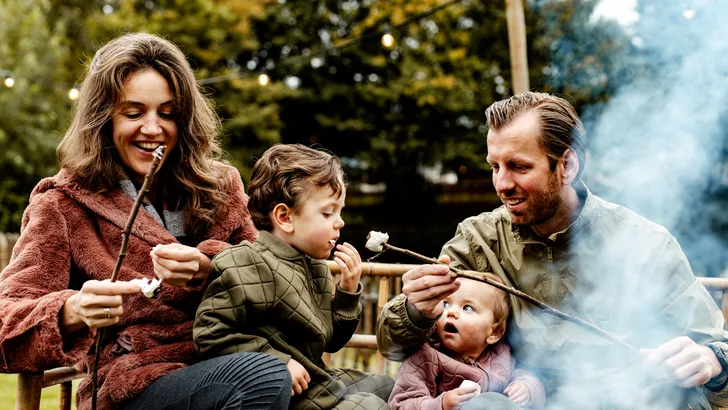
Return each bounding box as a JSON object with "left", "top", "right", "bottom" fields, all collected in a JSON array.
[
  {"left": 4, "top": 77, "right": 14, "bottom": 88},
  {"left": 258, "top": 73, "right": 270, "bottom": 86},
  {"left": 381, "top": 33, "right": 395, "bottom": 48},
  {"left": 68, "top": 87, "right": 80, "bottom": 100}
]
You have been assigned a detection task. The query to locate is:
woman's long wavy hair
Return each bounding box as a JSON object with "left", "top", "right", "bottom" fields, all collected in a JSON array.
[{"left": 57, "top": 33, "right": 228, "bottom": 240}]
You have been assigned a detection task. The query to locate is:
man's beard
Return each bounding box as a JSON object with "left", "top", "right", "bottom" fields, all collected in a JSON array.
[{"left": 506, "top": 172, "right": 562, "bottom": 227}]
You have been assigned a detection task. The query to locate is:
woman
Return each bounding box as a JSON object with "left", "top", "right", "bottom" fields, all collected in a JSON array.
[{"left": 0, "top": 33, "right": 291, "bottom": 410}]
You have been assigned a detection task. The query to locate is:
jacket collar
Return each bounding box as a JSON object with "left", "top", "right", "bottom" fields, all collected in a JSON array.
[
  {"left": 513, "top": 182, "right": 595, "bottom": 245},
  {"left": 255, "top": 230, "right": 307, "bottom": 261},
  {"left": 36, "top": 168, "right": 178, "bottom": 246}
]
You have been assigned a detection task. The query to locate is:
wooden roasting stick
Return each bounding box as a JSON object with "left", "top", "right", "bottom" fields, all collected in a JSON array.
[
  {"left": 92, "top": 146, "right": 166, "bottom": 410},
  {"left": 366, "top": 232, "right": 639, "bottom": 353}
]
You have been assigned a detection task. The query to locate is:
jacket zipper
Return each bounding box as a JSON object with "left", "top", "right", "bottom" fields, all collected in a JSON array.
[{"left": 547, "top": 246, "right": 557, "bottom": 304}]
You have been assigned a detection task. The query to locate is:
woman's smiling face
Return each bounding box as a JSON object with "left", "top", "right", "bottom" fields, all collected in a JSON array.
[{"left": 112, "top": 68, "right": 178, "bottom": 184}]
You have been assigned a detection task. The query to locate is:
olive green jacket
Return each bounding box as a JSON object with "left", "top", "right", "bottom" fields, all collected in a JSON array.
[
  {"left": 378, "top": 185, "right": 728, "bottom": 409},
  {"left": 194, "top": 231, "right": 363, "bottom": 410}
]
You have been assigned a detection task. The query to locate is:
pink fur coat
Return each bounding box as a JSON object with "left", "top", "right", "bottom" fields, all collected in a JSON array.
[{"left": 0, "top": 163, "right": 256, "bottom": 410}]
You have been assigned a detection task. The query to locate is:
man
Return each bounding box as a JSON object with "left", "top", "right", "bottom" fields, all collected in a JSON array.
[{"left": 377, "top": 92, "right": 728, "bottom": 409}]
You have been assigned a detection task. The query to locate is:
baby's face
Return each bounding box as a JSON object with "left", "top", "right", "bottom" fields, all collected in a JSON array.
[{"left": 436, "top": 279, "right": 502, "bottom": 360}]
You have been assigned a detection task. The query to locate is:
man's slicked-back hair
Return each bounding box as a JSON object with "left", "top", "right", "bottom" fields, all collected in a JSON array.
[
  {"left": 247, "top": 144, "right": 344, "bottom": 231},
  {"left": 485, "top": 91, "right": 587, "bottom": 184}
]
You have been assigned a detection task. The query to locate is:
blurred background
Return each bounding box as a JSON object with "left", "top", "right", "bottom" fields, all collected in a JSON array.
[
  {"left": 2, "top": 0, "right": 728, "bottom": 407},
  {"left": 3, "top": 0, "right": 727, "bottom": 274}
]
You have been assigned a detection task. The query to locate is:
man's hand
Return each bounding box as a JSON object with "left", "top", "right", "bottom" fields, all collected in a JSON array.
[
  {"left": 442, "top": 384, "right": 479, "bottom": 410},
  {"left": 401, "top": 255, "right": 460, "bottom": 319},
  {"left": 504, "top": 381, "right": 531, "bottom": 406},
  {"left": 287, "top": 358, "right": 310, "bottom": 396},
  {"left": 642, "top": 336, "right": 722, "bottom": 388},
  {"left": 334, "top": 242, "right": 362, "bottom": 293}
]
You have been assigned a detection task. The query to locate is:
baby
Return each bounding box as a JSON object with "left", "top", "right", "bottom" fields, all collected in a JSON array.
[{"left": 389, "top": 274, "right": 545, "bottom": 409}]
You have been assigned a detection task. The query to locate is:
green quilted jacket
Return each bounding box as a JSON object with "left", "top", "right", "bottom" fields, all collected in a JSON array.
[{"left": 194, "top": 231, "right": 363, "bottom": 409}]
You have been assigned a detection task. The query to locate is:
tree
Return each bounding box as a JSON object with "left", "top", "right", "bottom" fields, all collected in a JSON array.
[{"left": 0, "top": 0, "right": 82, "bottom": 231}]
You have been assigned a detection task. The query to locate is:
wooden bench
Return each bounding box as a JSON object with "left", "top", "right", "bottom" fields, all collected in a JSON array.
[{"left": 10, "top": 255, "right": 728, "bottom": 409}]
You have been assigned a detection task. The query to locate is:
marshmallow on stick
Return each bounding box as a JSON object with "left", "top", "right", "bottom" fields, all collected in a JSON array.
[
  {"left": 365, "top": 231, "right": 389, "bottom": 252},
  {"left": 130, "top": 277, "right": 162, "bottom": 299}
]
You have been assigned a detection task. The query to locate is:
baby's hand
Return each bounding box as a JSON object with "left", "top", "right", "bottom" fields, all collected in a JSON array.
[
  {"left": 334, "top": 242, "right": 362, "bottom": 292},
  {"left": 504, "top": 381, "right": 531, "bottom": 406},
  {"left": 287, "top": 358, "right": 310, "bottom": 396},
  {"left": 442, "top": 384, "right": 479, "bottom": 410}
]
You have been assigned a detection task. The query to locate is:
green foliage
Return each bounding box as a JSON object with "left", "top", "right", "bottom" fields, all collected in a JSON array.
[
  {"left": 0, "top": 0, "right": 630, "bottom": 230},
  {"left": 0, "top": 0, "right": 79, "bottom": 231}
]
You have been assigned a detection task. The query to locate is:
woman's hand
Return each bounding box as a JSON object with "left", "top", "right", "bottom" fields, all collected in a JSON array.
[
  {"left": 61, "top": 280, "right": 141, "bottom": 334},
  {"left": 334, "top": 242, "right": 362, "bottom": 293},
  {"left": 150, "top": 243, "right": 211, "bottom": 287},
  {"left": 287, "top": 358, "right": 310, "bottom": 396}
]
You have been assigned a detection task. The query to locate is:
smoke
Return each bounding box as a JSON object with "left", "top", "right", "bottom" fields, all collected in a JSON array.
[
  {"left": 582, "top": 0, "right": 728, "bottom": 277},
  {"left": 513, "top": 0, "right": 728, "bottom": 408}
]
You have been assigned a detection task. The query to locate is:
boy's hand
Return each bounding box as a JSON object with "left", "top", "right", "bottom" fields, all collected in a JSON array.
[
  {"left": 504, "top": 381, "right": 531, "bottom": 406},
  {"left": 287, "top": 358, "right": 310, "bottom": 396},
  {"left": 335, "top": 242, "right": 362, "bottom": 292},
  {"left": 442, "top": 384, "right": 479, "bottom": 410}
]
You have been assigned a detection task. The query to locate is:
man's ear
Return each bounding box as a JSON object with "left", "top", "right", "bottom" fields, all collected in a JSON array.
[
  {"left": 271, "top": 203, "right": 295, "bottom": 234},
  {"left": 559, "top": 149, "right": 579, "bottom": 186}
]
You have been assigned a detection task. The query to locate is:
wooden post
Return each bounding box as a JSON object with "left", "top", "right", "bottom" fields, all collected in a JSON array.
[
  {"left": 375, "top": 276, "right": 391, "bottom": 375},
  {"left": 505, "top": 0, "right": 530, "bottom": 94},
  {"left": 16, "top": 373, "right": 43, "bottom": 410}
]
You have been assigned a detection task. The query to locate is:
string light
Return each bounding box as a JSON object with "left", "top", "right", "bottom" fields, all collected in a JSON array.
[
  {"left": 68, "top": 87, "right": 80, "bottom": 100},
  {"left": 381, "top": 33, "right": 395, "bottom": 48},
  {"left": 4, "top": 77, "right": 14, "bottom": 88},
  {"left": 257, "top": 74, "right": 270, "bottom": 86}
]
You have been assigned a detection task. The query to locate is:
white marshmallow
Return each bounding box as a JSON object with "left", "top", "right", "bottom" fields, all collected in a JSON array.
[
  {"left": 130, "top": 277, "right": 162, "bottom": 298},
  {"left": 365, "top": 231, "right": 389, "bottom": 252},
  {"left": 459, "top": 379, "right": 481, "bottom": 396}
]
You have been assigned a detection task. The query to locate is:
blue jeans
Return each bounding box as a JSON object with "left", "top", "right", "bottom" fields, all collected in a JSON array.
[
  {"left": 461, "top": 392, "right": 521, "bottom": 410},
  {"left": 124, "top": 352, "right": 291, "bottom": 410}
]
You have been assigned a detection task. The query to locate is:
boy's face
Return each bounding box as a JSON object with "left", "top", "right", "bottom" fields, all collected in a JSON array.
[
  {"left": 435, "top": 279, "right": 503, "bottom": 360},
  {"left": 288, "top": 183, "right": 346, "bottom": 259}
]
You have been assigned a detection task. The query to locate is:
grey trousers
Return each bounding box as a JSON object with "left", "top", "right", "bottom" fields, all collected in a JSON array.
[{"left": 124, "top": 352, "right": 291, "bottom": 410}]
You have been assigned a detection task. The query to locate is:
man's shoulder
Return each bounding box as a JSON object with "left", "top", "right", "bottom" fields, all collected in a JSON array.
[
  {"left": 457, "top": 206, "right": 511, "bottom": 237},
  {"left": 591, "top": 194, "right": 670, "bottom": 232},
  {"left": 460, "top": 205, "right": 511, "bottom": 227},
  {"left": 588, "top": 194, "right": 674, "bottom": 246}
]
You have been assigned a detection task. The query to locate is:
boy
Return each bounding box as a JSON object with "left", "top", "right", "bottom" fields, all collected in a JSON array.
[
  {"left": 194, "top": 144, "right": 393, "bottom": 410},
  {"left": 388, "top": 275, "right": 545, "bottom": 410}
]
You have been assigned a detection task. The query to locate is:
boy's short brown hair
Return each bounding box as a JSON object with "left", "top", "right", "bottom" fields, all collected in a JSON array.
[{"left": 247, "top": 144, "right": 344, "bottom": 231}]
